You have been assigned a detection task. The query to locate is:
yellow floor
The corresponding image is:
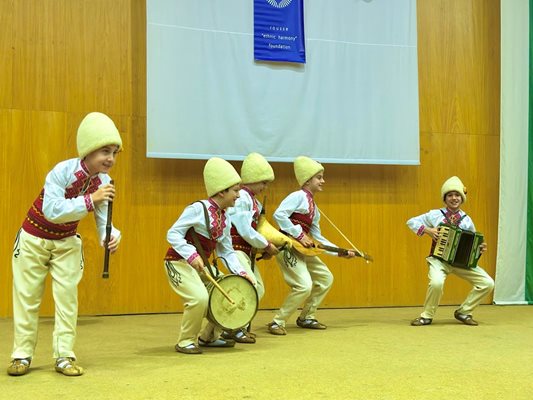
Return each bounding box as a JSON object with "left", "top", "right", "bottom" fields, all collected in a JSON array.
[{"left": 1, "top": 305, "right": 532, "bottom": 400}]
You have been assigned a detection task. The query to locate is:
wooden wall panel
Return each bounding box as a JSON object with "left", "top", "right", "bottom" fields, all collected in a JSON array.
[
  {"left": 0, "top": 0, "right": 13, "bottom": 109},
  {"left": 418, "top": 0, "right": 500, "bottom": 136},
  {"left": 0, "top": 0, "right": 501, "bottom": 317},
  {"left": 0, "top": 110, "right": 11, "bottom": 316},
  {"left": 63, "top": 0, "right": 132, "bottom": 114},
  {"left": 12, "top": 0, "right": 68, "bottom": 111}
]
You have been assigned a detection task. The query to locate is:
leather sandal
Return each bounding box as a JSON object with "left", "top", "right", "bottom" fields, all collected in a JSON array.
[
  {"left": 222, "top": 329, "right": 256, "bottom": 344},
  {"left": 296, "top": 318, "right": 327, "bottom": 330},
  {"left": 410, "top": 317, "right": 432, "bottom": 326},
  {"left": 175, "top": 343, "right": 203, "bottom": 354},
  {"left": 7, "top": 358, "right": 31, "bottom": 376},
  {"left": 267, "top": 322, "right": 287, "bottom": 335},
  {"left": 198, "top": 337, "right": 235, "bottom": 348},
  {"left": 55, "top": 357, "right": 84, "bottom": 376},
  {"left": 234, "top": 330, "right": 256, "bottom": 343},
  {"left": 245, "top": 330, "right": 256, "bottom": 339},
  {"left": 454, "top": 310, "right": 478, "bottom": 326}
]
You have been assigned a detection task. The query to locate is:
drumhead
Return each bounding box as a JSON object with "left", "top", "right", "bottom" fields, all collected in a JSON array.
[{"left": 208, "top": 275, "right": 258, "bottom": 330}]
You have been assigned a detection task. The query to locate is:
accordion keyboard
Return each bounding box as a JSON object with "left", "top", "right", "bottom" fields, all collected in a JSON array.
[
  {"left": 434, "top": 225, "right": 454, "bottom": 260},
  {"left": 431, "top": 223, "right": 484, "bottom": 269}
]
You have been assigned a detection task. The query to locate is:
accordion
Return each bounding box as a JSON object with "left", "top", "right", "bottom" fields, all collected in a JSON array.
[{"left": 432, "top": 224, "right": 484, "bottom": 269}]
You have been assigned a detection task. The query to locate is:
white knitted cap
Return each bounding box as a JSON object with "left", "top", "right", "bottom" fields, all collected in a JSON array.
[
  {"left": 441, "top": 176, "right": 467, "bottom": 203},
  {"left": 77, "top": 112, "right": 122, "bottom": 158},
  {"left": 203, "top": 157, "right": 241, "bottom": 197},
  {"left": 241, "top": 153, "right": 275, "bottom": 184},
  {"left": 294, "top": 156, "right": 324, "bottom": 187}
]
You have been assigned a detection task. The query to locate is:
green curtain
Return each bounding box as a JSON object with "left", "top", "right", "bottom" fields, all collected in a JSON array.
[{"left": 526, "top": 0, "right": 533, "bottom": 302}]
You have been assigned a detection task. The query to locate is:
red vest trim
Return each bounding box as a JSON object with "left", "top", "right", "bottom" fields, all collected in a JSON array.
[{"left": 165, "top": 228, "right": 217, "bottom": 261}]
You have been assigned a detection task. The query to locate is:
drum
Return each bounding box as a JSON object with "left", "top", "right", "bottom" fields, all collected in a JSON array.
[{"left": 207, "top": 275, "right": 258, "bottom": 331}]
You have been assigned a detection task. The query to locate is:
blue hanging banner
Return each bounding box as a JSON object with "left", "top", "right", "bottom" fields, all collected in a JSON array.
[{"left": 254, "top": 0, "right": 306, "bottom": 64}]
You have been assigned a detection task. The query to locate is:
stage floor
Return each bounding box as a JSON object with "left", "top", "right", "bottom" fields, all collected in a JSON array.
[{"left": 1, "top": 305, "right": 532, "bottom": 400}]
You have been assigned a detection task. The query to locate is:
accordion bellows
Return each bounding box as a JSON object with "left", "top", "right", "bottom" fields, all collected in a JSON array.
[{"left": 432, "top": 224, "right": 484, "bottom": 269}]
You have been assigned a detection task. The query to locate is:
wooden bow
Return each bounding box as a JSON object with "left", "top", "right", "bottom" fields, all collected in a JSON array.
[{"left": 317, "top": 208, "right": 373, "bottom": 263}]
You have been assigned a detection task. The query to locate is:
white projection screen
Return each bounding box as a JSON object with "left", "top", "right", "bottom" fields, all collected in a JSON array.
[{"left": 146, "top": 0, "right": 419, "bottom": 165}]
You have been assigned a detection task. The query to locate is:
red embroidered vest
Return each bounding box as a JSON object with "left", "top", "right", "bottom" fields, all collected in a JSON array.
[
  {"left": 288, "top": 212, "right": 313, "bottom": 234},
  {"left": 231, "top": 220, "right": 258, "bottom": 257},
  {"left": 22, "top": 173, "right": 101, "bottom": 240},
  {"left": 165, "top": 228, "right": 217, "bottom": 261}
]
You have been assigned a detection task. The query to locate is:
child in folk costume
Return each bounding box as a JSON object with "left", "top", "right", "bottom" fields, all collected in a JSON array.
[
  {"left": 164, "top": 158, "right": 254, "bottom": 354},
  {"left": 7, "top": 112, "right": 122, "bottom": 377},
  {"left": 225, "top": 153, "right": 279, "bottom": 343},
  {"left": 267, "top": 156, "right": 357, "bottom": 335},
  {"left": 407, "top": 176, "right": 494, "bottom": 326}
]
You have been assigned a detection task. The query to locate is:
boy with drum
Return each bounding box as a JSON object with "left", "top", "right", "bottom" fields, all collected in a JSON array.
[
  {"left": 225, "top": 153, "right": 279, "bottom": 343},
  {"left": 407, "top": 176, "right": 494, "bottom": 326},
  {"left": 163, "top": 158, "right": 254, "bottom": 354},
  {"left": 267, "top": 156, "right": 357, "bottom": 335}
]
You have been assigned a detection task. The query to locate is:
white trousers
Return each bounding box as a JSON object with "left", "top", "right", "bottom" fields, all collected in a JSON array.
[
  {"left": 235, "top": 250, "right": 264, "bottom": 301},
  {"left": 420, "top": 257, "right": 495, "bottom": 319},
  {"left": 164, "top": 260, "right": 223, "bottom": 348},
  {"left": 11, "top": 229, "right": 84, "bottom": 359},
  {"left": 273, "top": 248, "right": 334, "bottom": 327}
]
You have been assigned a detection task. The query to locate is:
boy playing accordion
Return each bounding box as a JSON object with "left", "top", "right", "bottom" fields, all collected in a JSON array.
[{"left": 407, "top": 176, "right": 494, "bottom": 326}]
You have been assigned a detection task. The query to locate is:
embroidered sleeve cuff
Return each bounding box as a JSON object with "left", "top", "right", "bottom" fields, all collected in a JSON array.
[
  {"left": 84, "top": 194, "right": 94, "bottom": 212},
  {"left": 296, "top": 232, "right": 305, "bottom": 241},
  {"left": 417, "top": 225, "right": 425, "bottom": 236},
  {"left": 187, "top": 253, "right": 199, "bottom": 264}
]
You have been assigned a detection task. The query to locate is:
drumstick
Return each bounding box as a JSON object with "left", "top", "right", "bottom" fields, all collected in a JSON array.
[
  {"left": 318, "top": 208, "right": 367, "bottom": 259},
  {"left": 203, "top": 269, "right": 236, "bottom": 305},
  {"left": 102, "top": 180, "right": 114, "bottom": 279}
]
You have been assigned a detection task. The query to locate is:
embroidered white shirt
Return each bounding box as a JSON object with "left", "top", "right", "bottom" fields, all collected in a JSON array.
[
  {"left": 273, "top": 189, "right": 337, "bottom": 249},
  {"left": 42, "top": 158, "right": 120, "bottom": 243},
  {"left": 406, "top": 208, "right": 476, "bottom": 236},
  {"left": 227, "top": 189, "right": 269, "bottom": 249},
  {"left": 167, "top": 200, "right": 246, "bottom": 275}
]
